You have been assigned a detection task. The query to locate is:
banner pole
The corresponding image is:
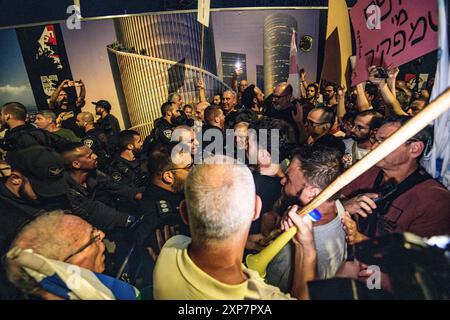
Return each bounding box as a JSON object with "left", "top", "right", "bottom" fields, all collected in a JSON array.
[{"left": 200, "top": 23, "right": 205, "bottom": 80}]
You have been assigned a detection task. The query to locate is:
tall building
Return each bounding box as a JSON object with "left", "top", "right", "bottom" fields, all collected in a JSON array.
[
  {"left": 256, "top": 65, "right": 264, "bottom": 92},
  {"left": 219, "top": 52, "right": 247, "bottom": 88},
  {"left": 263, "top": 13, "right": 297, "bottom": 95},
  {"left": 108, "top": 13, "right": 229, "bottom": 137}
]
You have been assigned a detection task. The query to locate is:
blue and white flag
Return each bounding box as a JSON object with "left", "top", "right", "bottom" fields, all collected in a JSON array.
[
  {"left": 7, "top": 247, "right": 140, "bottom": 300},
  {"left": 422, "top": 0, "right": 450, "bottom": 189}
]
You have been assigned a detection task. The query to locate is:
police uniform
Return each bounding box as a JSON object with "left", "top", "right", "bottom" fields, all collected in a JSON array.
[
  {"left": 65, "top": 171, "right": 137, "bottom": 230},
  {"left": 97, "top": 113, "right": 121, "bottom": 144},
  {"left": 0, "top": 124, "right": 69, "bottom": 151},
  {"left": 82, "top": 128, "right": 114, "bottom": 171},
  {"left": 109, "top": 155, "right": 148, "bottom": 189},
  {"left": 153, "top": 118, "right": 175, "bottom": 144},
  {"left": 134, "top": 184, "right": 189, "bottom": 247}
]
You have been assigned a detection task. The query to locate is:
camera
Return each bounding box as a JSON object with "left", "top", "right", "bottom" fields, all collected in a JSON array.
[
  {"left": 355, "top": 233, "right": 450, "bottom": 299},
  {"left": 374, "top": 67, "right": 389, "bottom": 79}
]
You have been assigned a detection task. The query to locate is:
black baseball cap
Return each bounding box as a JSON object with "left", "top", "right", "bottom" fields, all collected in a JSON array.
[
  {"left": 92, "top": 100, "right": 111, "bottom": 112},
  {"left": 6, "top": 145, "right": 69, "bottom": 198}
]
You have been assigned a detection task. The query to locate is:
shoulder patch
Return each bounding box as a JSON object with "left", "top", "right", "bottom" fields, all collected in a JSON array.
[
  {"left": 163, "top": 129, "right": 172, "bottom": 140},
  {"left": 111, "top": 172, "right": 122, "bottom": 182},
  {"left": 48, "top": 166, "right": 64, "bottom": 178},
  {"left": 83, "top": 139, "right": 94, "bottom": 148}
]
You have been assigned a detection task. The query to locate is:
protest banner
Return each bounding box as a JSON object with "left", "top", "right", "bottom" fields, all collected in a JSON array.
[{"left": 350, "top": 0, "right": 439, "bottom": 85}]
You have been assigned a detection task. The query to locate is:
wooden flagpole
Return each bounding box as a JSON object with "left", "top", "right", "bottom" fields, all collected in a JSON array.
[{"left": 262, "top": 87, "right": 450, "bottom": 244}]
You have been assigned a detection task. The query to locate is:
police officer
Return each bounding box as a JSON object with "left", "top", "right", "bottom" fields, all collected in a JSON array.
[
  {"left": 59, "top": 142, "right": 142, "bottom": 226},
  {"left": 142, "top": 102, "right": 182, "bottom": 153},
  {"left": 109, "top": 130, "right": 148, "bottom": 212},
  {"left": 134, "top": 144, "right": 192, "bottom": 247},
  {"left": 76, "top": 111, "right": 114, "bottom": 172},
  {"left": 1, "top": 146, "right": 70, "bottom": 299},
  {"left": 0, "top": 102, "right": 69, "bottom": 151},
  {"left": 93, "top": 100, "right": 121, "bottom": 145}
]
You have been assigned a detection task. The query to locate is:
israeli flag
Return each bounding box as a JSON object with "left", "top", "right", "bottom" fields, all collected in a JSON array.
[
  {"left": 7, "top": 248, "right": 140, "bottom": 300},
  {"left": 422, "top": 0, "right": 450, "bottom": 189}
]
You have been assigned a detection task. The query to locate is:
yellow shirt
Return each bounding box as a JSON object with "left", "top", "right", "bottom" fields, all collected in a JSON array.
[{"left": 153, "top": 235, "right": 295, "bottom": 300}]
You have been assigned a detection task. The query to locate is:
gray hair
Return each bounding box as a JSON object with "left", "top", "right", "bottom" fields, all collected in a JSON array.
[
  {"left": 168, "top": 92, "right": 182, "bottom": 103},
  {"left": 184, "top": 156, "right": 255, "bottom": 244},
  {"left": 4, "top": 210, "right": 85, "bottom": 296},
  {"left": 223, "top": 89, "right": 237, "bottom": 99},
  {"left": 36, "top": 110, "right": 57, "bottom": 123}
]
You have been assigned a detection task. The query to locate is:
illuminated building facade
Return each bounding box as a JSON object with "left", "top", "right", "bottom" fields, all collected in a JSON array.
[
  {"left": 263, "top": 13, "right": 297, "bottom": 95},
  {"left": 219, "top": 52, "right": 247, "bottom": 87},
  {"left": 108, "top": 13, "right": 229, "bottom": 136}
]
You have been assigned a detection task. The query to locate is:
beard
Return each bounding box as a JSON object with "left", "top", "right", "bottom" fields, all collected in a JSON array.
[
  {"left": 172, "top": 176, "right": 185, "bottom": 193},
  {"left": 273, "top": 102, "right": 282, "bottom": 111},
  {"left": 351, "top": 132, "right": 370, "bottom": 143},
  {"left": 58, "top": 97, "right": 68, "bottom": 107},
  {"left": 273, "top": 192, "right": 301, "bottom": 216}
]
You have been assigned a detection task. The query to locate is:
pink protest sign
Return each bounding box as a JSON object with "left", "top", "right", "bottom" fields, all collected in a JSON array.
[{"left": 350, "top": 0, "right": 438, "bottom": 85}]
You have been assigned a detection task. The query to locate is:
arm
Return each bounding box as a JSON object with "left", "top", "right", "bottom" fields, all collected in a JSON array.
[
  {"left": 49, "top": 79, "right": 70, "bottom": 109},
  {"left": 231, "top": 67, "right": 243, "bottom": 93},
  {"left": 292, "top": 101, "right": 308, "bottom": 145},
  {"left": 300, "top": 69, "right": 307, "bottom": 98},
  {"left": 197, "top": 78, "right": 207, "bottom": 103},
  {"left": 368, "top": 66, "right": 408, "bottom": 116},
  {"left": 75, "top": 80, "right": 86, "bottom": 110},
  {"left": 67, "top": 188, "right": 131, "bottom": 230},
  {"left": 356, "top": 82, "right": 371, "bottom": 111},
  {"left": 386, "top": 67, "right": 399, "bottom": 98},
  {"left": 282, "top": 205, "right": 317, "bottom": 300},
  {"left": 336, "top": 85, "right": 347, "bottom": 121}
]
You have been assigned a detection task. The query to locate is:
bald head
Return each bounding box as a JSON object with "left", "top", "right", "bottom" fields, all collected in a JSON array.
[
  {"left": 5, "top": 211, "right": 93, "bottom": 295},
  {"left": 195, "top": 101, "right": 210, "bottom": 122},
  {"left": 184, "top": 156, "right": 257, "bottom": 245},
  {"left": 77, "top": 112, "right": 94, "bottom": 123},
  {"left": 76, "top": 112, "right": 95, "bottom": 132},
  {"left": 272, "top": 82, "right": 293, "bottom": 110}
]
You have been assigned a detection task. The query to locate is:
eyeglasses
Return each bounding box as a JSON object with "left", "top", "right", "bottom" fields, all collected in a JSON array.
[
  {"left": 351, "top": 123, "right": 370, "bottom": 131},
  {"left": 305, "top": 119, "right": 327, "bottom": 127},
  {"left": 373, "top": 137, "right": 421, "bottom": 145},
  {"left": 63, "top": 228, "right": 102, "bottom": 262}
]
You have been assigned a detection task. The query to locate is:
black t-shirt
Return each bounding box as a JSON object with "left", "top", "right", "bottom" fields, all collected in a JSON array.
[
  {"left": 250, "top": 172, "right": 282, "bottom": 234},
  {"left": 264, "top": 102, "right": 297, "bottom": 127}
]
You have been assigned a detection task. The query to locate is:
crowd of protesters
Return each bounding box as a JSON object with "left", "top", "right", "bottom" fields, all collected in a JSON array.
[{"left": 0, "top": 61, "right": 449, "bottom": 300}]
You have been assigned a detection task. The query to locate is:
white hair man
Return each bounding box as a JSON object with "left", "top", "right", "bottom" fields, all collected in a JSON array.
[
  {"left": 168, "top": 93, "right": 184, "bottom": 110},
  {"left": 153, "top": 156, "right": 317, "bottom": 300},
  {"left": 4, "top": 210, "right": 106, "bottom": 300}
]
